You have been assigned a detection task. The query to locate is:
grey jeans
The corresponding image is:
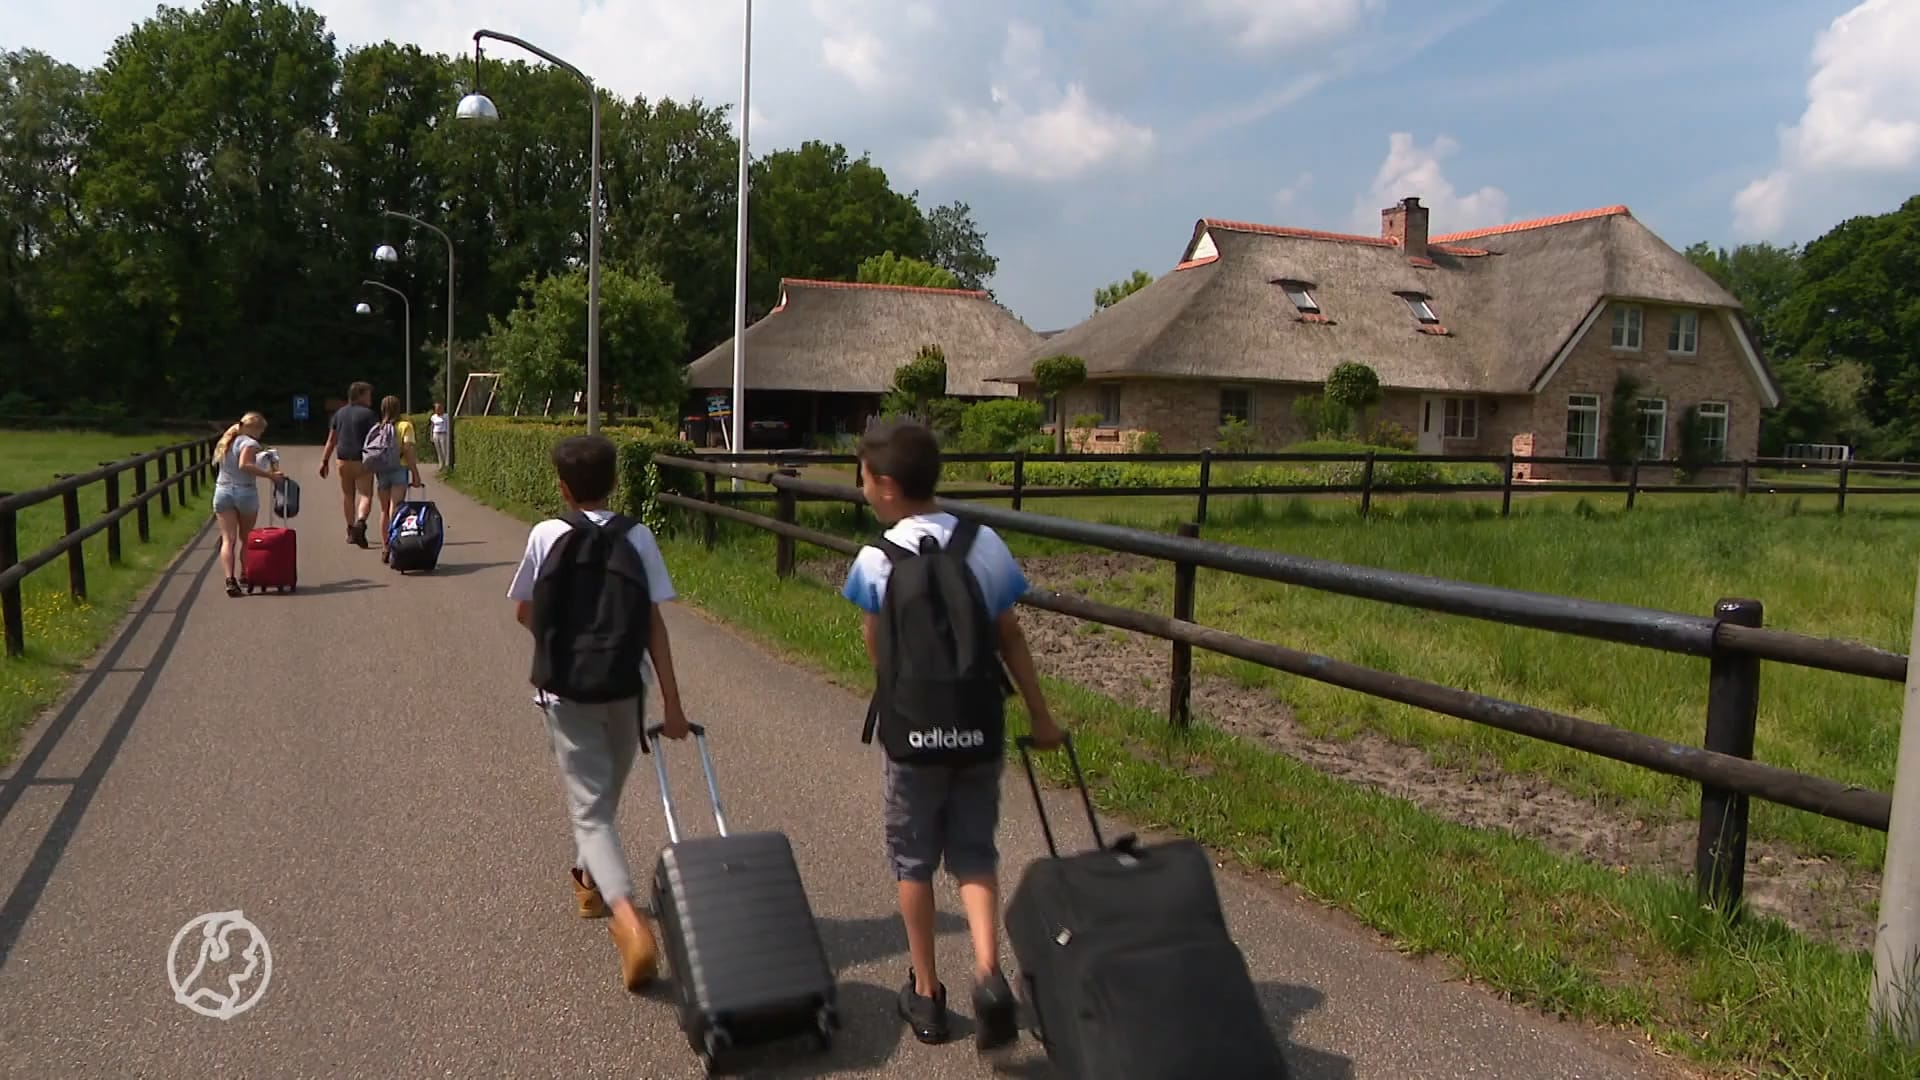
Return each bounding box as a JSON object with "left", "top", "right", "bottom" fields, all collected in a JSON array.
[{"left": 541, "top": 694, "right": 644, "bottom": 903}]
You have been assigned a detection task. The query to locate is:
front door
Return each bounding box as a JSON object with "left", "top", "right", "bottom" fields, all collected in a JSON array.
[{"left": 1418, "top": 396, "right": 1444, "bottom": 454}]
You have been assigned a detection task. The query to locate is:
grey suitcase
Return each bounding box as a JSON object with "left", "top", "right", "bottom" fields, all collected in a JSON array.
[{"left": 644, "top": 723, "right": 839, "bottom": 1075}]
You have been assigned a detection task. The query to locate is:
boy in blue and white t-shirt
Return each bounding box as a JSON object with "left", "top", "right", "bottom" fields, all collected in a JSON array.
[{"left": 842, "top": 418, "right": 1063, "bottom": 1054}]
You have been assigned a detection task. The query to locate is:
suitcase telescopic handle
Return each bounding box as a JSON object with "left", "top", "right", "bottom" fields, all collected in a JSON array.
[
  {"left": 644, "top": 722, "right": 729, "bottom": 845},
  {"left": 1016, "top": 734, "right": 1106, "bottom": 858}
]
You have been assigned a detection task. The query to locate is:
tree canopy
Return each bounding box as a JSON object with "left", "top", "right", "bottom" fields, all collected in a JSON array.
[{"left": 0, "top": 0, "right": 1002, "bottom": 421}]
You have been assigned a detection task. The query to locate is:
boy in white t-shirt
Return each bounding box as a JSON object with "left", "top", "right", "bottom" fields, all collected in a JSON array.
[{"left": 505, "top": 434, "right": 691, "bottom": 994}]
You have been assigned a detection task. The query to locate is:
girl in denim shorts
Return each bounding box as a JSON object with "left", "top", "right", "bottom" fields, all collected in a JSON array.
[{"left": 211, "top": 412, "right": 283, "bottom": 597}]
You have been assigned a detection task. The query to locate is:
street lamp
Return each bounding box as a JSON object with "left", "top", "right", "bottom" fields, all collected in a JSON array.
[
  {"left": 354, "top": 302, "right": 372, "bottom": 315},
  {"left": 359, "top": 280, "right": 412, "bottom": 414},
  {"left": 731, "top": 0, "right": 753, "bottom": 489},
  {"left": 375, "top": 211, "right": 457, "bottom": 468},
  {"left": 460, "top": 30, "right": 602, "bottom": 435}
]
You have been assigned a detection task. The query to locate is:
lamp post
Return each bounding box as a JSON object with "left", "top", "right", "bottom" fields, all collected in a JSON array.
[
  {"left": 730, "top": 0, "right": 752, "bottom": 489},
  {"left": 459, "top": 30, "right": 602, "bottom": 435},
  {"left": 358, "top": 280, "right": 411, "bottom": 413},
  {"left": 376, "top": 209, "right": 457, "bottom": 467}
]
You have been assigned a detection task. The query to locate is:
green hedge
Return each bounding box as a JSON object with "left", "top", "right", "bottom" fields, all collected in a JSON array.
[
  {"left": 429, "top": 417, "right": 696, "bottom": 534},
  {"left": 984, "top": 442, "right": 1502, "bottom": 490}
]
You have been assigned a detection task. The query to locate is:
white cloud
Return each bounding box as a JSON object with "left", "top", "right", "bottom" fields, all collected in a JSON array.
[
  {"left": 1273, "top": 172, "right": 1314, "bottom": 214},
  {"left": 905, "top": 22, "right": 1155, "bottom": 184},
  {"left": 1733, "top": 0, "right": 1920, "bottom": 237},
  {"left": 1351, "top": 133, "right": 1509, "bottom": 234},
  {"left": 1187, "top": 0, "right": 1387, "bottom": 54}
]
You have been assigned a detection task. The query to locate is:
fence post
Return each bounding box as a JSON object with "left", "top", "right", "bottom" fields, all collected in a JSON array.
[
  {"left": 181, "top": 446, "right": 197, "bottom": 499},
  {"left": 157, "top": 453, "right": 171, "bottom": 517},
  {"left": 0, "top": 497, "right": 21, "bottom": 658},
  {"left": 1168, "top": 522, "right": 1200, "bottom": 728},
  {"left": 1870, "top": 559, "right": 1920, "bottom": 1044},
  {"left": 774, "top": 468, "right": 797, "bottom": 579},
  {"left": 1738, "top": 460, "right": 1751, "bottom": 500},
  {"left": 1696, "top": 597, "right": 1763, "bottom": 916},
  {"left": 1196, "top": 449, "right": 1212, "bottom": 526},
  {"left": 701, "top": 471, "right": 717, "bottom": 552},
  {"left": 1501, "top": 452, "right": 1515, "bottom": 518},
  {"left": 134, "top": 460, "right": 151, "bottom": 542},
  {"left": 1359, "top": 450, "right": 1376, "bottom": 519},
  {"left": 1626, "top": 459, "right": 1641, "bottom": 511},
  {"left": 101, "top": 464, "right": 123, "bottom": 566},
  {"left": 1837, "top": 458, "right": 1851, "bottom": 516},
  {"left": 1012, "top": 450, "right": 1026, "bottom": 513},
  {"left": 57, "top": 478, "right": 86, "bottom": 601}
]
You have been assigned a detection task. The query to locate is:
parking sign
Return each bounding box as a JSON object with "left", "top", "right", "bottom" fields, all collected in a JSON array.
[{"left": 292, "top": 394, "right": 309, "bottom": 421}]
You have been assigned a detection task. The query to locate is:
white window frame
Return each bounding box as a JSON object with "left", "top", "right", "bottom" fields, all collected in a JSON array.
[
  {"left": 1442, "top": 396, "right": 1477, "bottom": 440},
  {"left": 1668, "top": 310, "right": 1699, "bottom": 355},
  {"left": 1279, "top": 281, "right": 1319, "bottom": 314},
  {"left": 1218, "top": 386, "right": 1254, "bottom": 428},
  {"left": 1696, "top": 401, "right": 1728, "bottom": 460},
  {"left": 1566, "top": 393, "right": 1600, "bottom": 459},
  {"left": 1402, "top": 293, "right": 1439, "bottom": 324},
  {"left": 1637, "top": 397, "right": 1667, "bottom": 459},
  {"left": 1611, "top": 304, "right": 1643, "bottom": 350},
  {"left": 1097, "top": 384, "right": 1121, "bottom": 428}
]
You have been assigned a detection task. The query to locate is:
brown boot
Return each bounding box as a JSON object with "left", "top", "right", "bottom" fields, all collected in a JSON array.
[
  {"left": 570, "top": 867, "right": 609, "bottom": 919},
  {"left": 609, "top": 912, "right": 660, "bottom": 992}
]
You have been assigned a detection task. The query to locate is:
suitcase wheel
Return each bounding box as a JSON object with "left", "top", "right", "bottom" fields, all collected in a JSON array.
[
  {"left": 694, "top": 1027, "right": 732, "bottom": 1074},
  {"left": 814, "top": 1005, "right": 837, "bottom": 1050}
]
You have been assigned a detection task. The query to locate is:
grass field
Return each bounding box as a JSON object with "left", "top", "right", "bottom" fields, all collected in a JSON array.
[
  {"left": 440, "top": 462, "right": 1920, "bottom": 1078},
  {"left": 0, "top": 428, "right": 212, "bottom": 766}
]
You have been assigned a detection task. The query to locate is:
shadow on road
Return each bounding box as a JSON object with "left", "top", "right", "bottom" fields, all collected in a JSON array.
[
  {"left": 425, "top": 561, "right": 516, "bottom": 578},
  {"left": 289, "top": 577, "right": 386, "bottom": 595},
  {"left": 818, "top": 911, "right": 968, "bottom": 972},
  {"left": 0, "top": 526, "right": 218, "bottom": 971},
  {"left": 1261, "top": 981, "right": 1352, "bottom": 1079},
  {"left": 691, "top": 980, "right": 908, "bottom": 1078}
]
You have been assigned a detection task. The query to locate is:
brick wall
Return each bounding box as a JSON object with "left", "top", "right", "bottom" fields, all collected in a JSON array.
[
  {"left": 1032, "top": 378, "right": 1316, "bottom": 452},
  {"left": 1517, "top": 300, "right": 1765, "bottom": 479}
]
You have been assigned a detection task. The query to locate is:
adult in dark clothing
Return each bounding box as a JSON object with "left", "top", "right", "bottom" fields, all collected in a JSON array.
[{"left": 320, "top": 381, "right": 379, "bottom": 547}]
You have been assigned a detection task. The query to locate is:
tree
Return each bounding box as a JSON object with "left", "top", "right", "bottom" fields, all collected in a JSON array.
[
  {"left": 1323, "top": 362, "right": 1381, "bottom": 436},
  {"left": 485, "top": 262, "right": 688, "bottom": 422},
  {"left": 923, "top": 200, "right": 997, "bottom": 292},
  {"left": 747, "top": 141, "right": 930, "bottom": 316},
  {"left": 857, "top": 251, "right": 961, "bottom": 290},
  {"left": 1683, "top": 240, "right": 1802, "bottom": 359},
  {"left": 892, "top": 344, "right": 948, "bottom": 415},
  {"left": 1032, "top": 354, "right": 1087, "bottom": 453},
  {"left": 1095, "top": 270, "right": 1153, "bottom": 310}
]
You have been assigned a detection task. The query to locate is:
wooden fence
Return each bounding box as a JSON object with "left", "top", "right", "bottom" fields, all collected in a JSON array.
[
  {"left": 654, "top": 453, "right": 1911, "bottom": 917},
  {"left": 693, "top": 448, "right": 1920, "bottom": 522},
  {"left": 0, "top": 434, "right": 219, "bottom": 657}
]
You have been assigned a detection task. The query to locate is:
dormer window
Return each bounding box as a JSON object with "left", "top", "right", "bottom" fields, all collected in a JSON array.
[
  {"left": 1277, "top": 280, "right": 1319, "bottom": 314},
  {"left": 1400, "top": 292, "right": 1439, "bottom": 324}
]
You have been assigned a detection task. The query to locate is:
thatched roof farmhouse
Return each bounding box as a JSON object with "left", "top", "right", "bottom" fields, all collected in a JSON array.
[{"left": 994, "top": 197, "right": 1781, "bottom": 473}]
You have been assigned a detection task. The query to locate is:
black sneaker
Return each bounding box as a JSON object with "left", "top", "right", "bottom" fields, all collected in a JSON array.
[
  {"left": 352, "top": 519, "right": 370, "bottom": 548},
  {"left": 898, "top": 971, "right": 949, "bottom": 1045},
  {"left": 973, "top": 970, "right": 1019, "bottom": 1054}
]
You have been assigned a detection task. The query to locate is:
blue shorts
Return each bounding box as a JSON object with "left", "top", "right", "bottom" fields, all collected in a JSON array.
[
  {"left": 881, "top": 756, "right": 1003, "bottom": 883},
  {"left": 212, "top": 485, "right": 259, "bottom": 515},
  {"left": 378, "top": 467, "right": 411, "bottom": 491}
]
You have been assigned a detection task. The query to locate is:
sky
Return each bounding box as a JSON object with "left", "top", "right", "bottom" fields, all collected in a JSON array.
[{"left": 3, "top": 0, "right": 1916, "bottom": 332}]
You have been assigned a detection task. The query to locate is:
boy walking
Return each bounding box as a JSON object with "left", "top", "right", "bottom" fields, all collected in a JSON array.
[
  {"left": 507, "top": 434, "right": 692, "bottom": 993},
  {"left": 842, "top": 419, "right": 1064, "bottom": 1052}
]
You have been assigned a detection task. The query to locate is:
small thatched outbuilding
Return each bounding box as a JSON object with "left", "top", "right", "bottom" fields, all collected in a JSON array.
[{"left": 682, "top": 278, "right": 1037, "bottom": 448}]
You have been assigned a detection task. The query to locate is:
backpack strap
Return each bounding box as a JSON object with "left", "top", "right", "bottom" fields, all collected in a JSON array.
[{"left": 946, "top": 517, "right": 981, "bottom": 559}]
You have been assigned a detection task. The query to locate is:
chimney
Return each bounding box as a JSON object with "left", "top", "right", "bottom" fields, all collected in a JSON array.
[{"left": 1381, "top": 196, "right": 1429, "bottom": 260}]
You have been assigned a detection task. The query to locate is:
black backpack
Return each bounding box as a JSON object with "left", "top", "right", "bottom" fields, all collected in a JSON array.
[
  {"left": 861, "top": 519, "right": 1011, "bottom": 765},
  {"left": 529, "top": 511, "right": 653, "bottom": 703}
]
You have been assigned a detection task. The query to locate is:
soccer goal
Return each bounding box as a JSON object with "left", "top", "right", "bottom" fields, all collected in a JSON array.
[{"left": 454, "top": 372, "right": 502, "bottom": 416}]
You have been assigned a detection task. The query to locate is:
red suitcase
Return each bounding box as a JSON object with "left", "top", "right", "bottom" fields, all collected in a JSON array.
[{"left": 243, "top": 491, "right": 298, "bottom": 595}]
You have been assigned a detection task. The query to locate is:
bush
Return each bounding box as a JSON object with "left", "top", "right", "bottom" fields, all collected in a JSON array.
[
  {"left": 437, "top": 417, "right": 696, "bottom": 535},
  {"left": 983, "top": 440, "right": 1501, "bottom": 490},
  {"left": 1367, "top": 420, "right": 1417, "bottom": 451},
  {"left": 958, "top": 399, "right": 1046, "bottom": 452}
]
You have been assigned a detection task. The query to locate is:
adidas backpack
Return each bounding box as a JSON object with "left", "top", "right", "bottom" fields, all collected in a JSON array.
[
  {"left": 529, "top": 511, "right": 653, "bottom": 703},
  {"left": 861, "top": 518, "right": 1011, "bottom": 765}
]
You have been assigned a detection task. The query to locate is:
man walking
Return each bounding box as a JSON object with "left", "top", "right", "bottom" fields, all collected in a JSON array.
[{"left": 319, "top": 381, "right": 379, "bottom": 547}]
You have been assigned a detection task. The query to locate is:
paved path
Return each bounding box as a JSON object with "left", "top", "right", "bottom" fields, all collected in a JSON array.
[{"left": 0, "top": 447, "right": 1681, "bottom": 1079}]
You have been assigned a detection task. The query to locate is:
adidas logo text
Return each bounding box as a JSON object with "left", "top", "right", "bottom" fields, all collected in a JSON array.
[{"left": 907, "top": 727, "right": 986, "bottom": 750}]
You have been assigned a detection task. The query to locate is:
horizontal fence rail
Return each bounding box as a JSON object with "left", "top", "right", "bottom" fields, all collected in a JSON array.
[
  {"left": 0, "top": 434, "right": 218, "bottom": 657},
  {"left": 688, "top": 447, "right": 1920, "bottom": 523},
  {"left": 655, "top": 453, "right": 1908, "bottom": 916}
]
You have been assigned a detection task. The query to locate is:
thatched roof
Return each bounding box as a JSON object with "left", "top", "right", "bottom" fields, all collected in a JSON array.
[
  {"left": 993, "top": 203, "right": 1779, "bottom": 404},
  {"left": 684, "top": 279, "right": 1035, "bottom": 397}
]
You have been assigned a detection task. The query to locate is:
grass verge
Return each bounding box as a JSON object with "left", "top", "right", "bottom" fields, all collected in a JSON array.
[{"left": 0, "top": 428, "right": 213, "bottom": 766}]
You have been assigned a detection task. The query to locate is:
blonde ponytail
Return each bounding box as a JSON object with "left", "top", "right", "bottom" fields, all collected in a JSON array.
[{"left": 214, "top": 422, "right": 243, "bottom": 463}]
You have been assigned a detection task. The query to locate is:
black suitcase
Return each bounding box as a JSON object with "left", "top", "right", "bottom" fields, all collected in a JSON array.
[
  {"left": 1005, "top": 735, "right": 1290, "bottom": 1079},
  {"left": 643, "top": 723, "right": 839, "bottom": 1075}
]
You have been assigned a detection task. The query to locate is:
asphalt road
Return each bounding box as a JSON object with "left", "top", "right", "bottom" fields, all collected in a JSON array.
[{"left": 0, "top": 446, "right": 1683, "bottom": 1079}]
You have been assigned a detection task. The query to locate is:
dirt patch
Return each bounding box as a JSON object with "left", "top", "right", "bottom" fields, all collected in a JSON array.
[{"left": 795, "top": 552, "right": 1879, "bottom": 951}]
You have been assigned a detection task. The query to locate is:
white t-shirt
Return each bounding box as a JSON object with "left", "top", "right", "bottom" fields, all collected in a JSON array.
[
  {"left": 430, "top": 413, "right": 449, "bottom": 435},
  {"left": 506, "top": 510, "right": 677, "bottom": 705},
  {"left": 841, "top": 513, "right": 1029, "bottom": 618}
]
